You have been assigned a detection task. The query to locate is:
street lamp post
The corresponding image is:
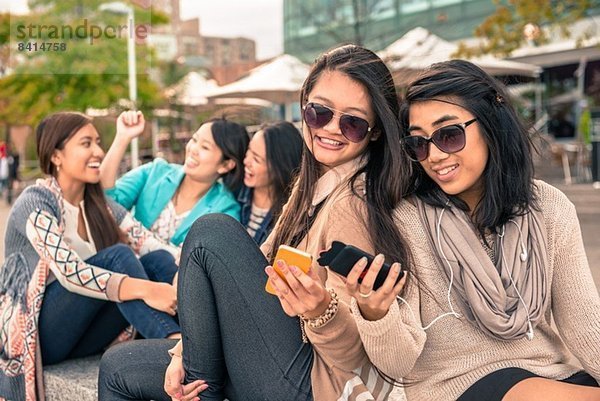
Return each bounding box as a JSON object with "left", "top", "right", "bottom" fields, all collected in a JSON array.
[{"left": 99, "top": 1, "right": 139, "bottom": 168}]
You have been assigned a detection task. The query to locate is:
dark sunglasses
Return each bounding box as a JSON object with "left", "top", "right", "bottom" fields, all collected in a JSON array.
[
  {"left": 302, "top": 102, "right": 372, "bottom": 143},
  {"left": 401, "top": 118, "right": 477, "bottom": 162}
]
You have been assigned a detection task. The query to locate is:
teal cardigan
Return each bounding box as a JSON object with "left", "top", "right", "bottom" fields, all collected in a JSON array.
[{"left": 105, "top": 158, "right": 240, "bottom": 246}]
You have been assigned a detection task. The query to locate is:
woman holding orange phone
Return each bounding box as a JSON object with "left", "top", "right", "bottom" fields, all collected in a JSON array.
[{"left": 99, "top": 44, "right": 412, "bottom": 401}]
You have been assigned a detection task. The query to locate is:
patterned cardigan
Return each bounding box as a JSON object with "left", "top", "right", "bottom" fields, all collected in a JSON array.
[{"left": 0, "top": 178, "right": 177, "bottom": 401}]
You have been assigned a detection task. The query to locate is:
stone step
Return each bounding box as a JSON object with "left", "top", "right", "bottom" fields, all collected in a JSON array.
[
  {"left": 42, "top": 355, "right": 407, "bottom": 401},
  {"left": 44, "top": 356, "right": 100, "bottom": 401}
]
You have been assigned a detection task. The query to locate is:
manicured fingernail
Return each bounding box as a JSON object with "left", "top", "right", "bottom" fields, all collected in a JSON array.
[
  {"left": 289, "top": 265, "right": 298, "bottom": 273},
  {"left": 359, "top": 257, "right": 368, "bottom": 266},
  {"left": 393, "top": 263, "right": 400, "bottom": 273},
  {"left": 376, "top": 254, "right": 385, "bottom": 262},
  {"left": 277, "top": 260, "right": 285, "bottom": 268},
  {"left": 200, "top": 384, "right": 208, "bottom": 390}
]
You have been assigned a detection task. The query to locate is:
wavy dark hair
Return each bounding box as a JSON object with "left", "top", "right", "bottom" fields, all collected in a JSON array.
[
  {"left": 260, "top": 121, "right": 303, "bottom": 230},
  {"left": 400, "top": 60, "right": 537, "bottom": 233},
  {"left": 207, "top": 117, "right": 250, "bottom": 194},
  {"left": 268, "top": 44, "right": 413, "bottom": 278},
  {"left": 36, "top": 112, "right": 126, "bottom": 250}
]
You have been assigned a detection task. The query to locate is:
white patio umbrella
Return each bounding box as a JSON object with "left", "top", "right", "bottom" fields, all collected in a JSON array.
[
  {"left": 380, "top": 27, "right": 542, "bottom": 83},
  {"left": 207, "top": 54, "right": 310, "bottom": 120},
  {"left": 164, "top": 72, "right": 219, "bottom": 106}
]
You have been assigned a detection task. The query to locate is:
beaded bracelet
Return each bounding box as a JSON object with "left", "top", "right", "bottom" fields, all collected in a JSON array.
[{"left": 301, "top": 288, "right": 339, "bottom": 329}]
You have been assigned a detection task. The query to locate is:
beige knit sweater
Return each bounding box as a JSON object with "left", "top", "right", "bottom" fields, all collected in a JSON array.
[{"left": 352, "top": 180, "right": 600, "bottom": 401}]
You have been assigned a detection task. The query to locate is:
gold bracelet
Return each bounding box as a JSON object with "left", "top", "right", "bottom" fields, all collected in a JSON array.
[
  {"left": 299, "top": 318, "right": 308, "bottom": 343},
  {"left": 301, "top": 289, "right": 339, "bottom": 329}
]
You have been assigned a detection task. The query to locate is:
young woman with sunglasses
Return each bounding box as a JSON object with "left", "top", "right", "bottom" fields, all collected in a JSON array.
[
  {"left": 98, "top": 44, "right": 413, "bottom": 401},
  {"left": 346, "top": 60, "right": 600, "bottom": 401},
  {"left": 0, "top": 112, "right": 182, "bottom": 401},
  {"left": 100, "top": 112, "right": 248, "bottom": 246},
  {"left": 238, "top": 121, "right": 303, "bottom": 245}
]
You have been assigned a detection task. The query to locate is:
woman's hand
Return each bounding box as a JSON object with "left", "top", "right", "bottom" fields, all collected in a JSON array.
[
  {"left": 142, "top": 281, "right": 178, "bottom": 316},
  {"left": 116, "top": 110, "right": 145, "bottom": 143},
  {"left": 172, "top": 271, "right": 179, "bottom": 288},
  {"left": 265, "top": 260, "right": 330, "bottom": 319},
  {"left": 346, "top": 254, "right": 406, "bottom": 321},
  {"left": 164, "top": 354, "right": 207, "bottom": 401},
  {"left": 100, "top": 110, "right": 145, "bottom": 188}
]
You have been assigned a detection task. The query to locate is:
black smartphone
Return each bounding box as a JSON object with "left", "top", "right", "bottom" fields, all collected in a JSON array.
[{"left": 317, "top": 241, "right": 404, "bottom": 291}]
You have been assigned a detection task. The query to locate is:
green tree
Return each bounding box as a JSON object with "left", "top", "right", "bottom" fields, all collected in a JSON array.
[
  {"left": 455, "top": 0, "right": 595, "bottom": 58},
  {"left": 1, "top": 12, "right": 15, "bottom": 76},
  {"left": 0, "top": 0, "right": 168, "bottom": 126}
]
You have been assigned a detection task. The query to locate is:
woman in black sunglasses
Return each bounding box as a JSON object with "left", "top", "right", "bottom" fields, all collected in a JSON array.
[
  {"left": 98, "top": 44, "right": 413, "bottom": 401},
  {"left": 346, "top": 59, "right": 600, "bottom": 401}
]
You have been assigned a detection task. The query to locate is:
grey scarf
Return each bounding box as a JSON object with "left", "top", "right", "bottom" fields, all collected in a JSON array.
[{"left": 418, "top": 200, "right": 549, "bottom": 340}]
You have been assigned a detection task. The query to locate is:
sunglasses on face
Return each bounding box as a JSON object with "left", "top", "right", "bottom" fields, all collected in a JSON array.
[
  {"left": 302, "top": 102, "right": 373, "bottom": 143},
  {"left": 401, "top": 118, "right": 477, "bottom": 162}
]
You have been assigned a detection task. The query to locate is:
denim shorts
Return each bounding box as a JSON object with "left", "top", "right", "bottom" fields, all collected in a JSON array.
[{"left": 458, "top": 368, "right": 599, "bottom": 401}]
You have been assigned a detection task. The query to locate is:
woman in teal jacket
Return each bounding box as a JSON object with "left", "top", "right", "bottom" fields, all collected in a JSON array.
[{"left": 101, "top": 111, "right": 249, "bottom": 246}]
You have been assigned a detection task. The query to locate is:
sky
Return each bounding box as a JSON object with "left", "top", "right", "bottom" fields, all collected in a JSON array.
[
  {"left": 181, "top": 0, "right": 283, "bottom": 60},
  {"left": 0, "top": 0, "right": 284, "bottom": 60}
]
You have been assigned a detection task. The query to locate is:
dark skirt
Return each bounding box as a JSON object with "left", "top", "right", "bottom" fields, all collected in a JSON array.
[{"left": 458, "top": 368, "right": 599, "bottom": 401}]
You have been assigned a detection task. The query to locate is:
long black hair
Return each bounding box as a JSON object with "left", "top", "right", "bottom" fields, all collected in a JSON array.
[
  {"left": 269, "top": 44, "right": 414, "bottom": 275},
  {"left": 208, "top": 118, "right": 249, "bottom": 193},
  {"left": 400, "top": 59, "right": 537, "bottom": 233},
  {"left": 261, "top": 121, "right": 303, "bottom": 229}
]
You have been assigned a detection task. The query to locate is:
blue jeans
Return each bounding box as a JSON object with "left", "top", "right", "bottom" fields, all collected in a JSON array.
[
  {"left": 98, "top": 214, "right": 313, "bottom": 401},
  {"left": 38, "top": 244, "right": 180, "bottom": 365}
]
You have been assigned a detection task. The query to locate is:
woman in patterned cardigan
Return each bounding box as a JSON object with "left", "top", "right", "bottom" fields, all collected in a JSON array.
[{"left": 0, "top": 112, "right": 181, "bottom": 401}]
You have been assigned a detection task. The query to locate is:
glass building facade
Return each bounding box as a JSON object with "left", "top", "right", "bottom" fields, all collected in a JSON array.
[{"left": 284, "top": 0, "right": 498, "bottom": 62}]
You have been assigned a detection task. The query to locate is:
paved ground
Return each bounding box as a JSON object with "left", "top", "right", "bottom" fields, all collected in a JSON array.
[{"left": 535, "top": 158, "right": 600, "bottom": 288}]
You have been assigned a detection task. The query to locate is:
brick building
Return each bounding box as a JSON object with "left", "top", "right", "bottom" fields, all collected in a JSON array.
[{"left": 149, "top": 0, "right": 259, "bottom": 85}]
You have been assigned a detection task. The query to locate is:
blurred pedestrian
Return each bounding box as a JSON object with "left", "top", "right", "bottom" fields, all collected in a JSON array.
[
  {"left": 6, "top": 148, "right": 19, "bottom": 204},
  {"left": 101, "top": 111, "right": 248, "bottom": 246},
  {"left": 0, "top": 141, "right": 8, "bottom": 198}
]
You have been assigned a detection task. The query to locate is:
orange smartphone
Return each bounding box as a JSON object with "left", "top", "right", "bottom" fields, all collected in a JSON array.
[{"left": 265, "top": 245, "right": 313, "bottom": 295}]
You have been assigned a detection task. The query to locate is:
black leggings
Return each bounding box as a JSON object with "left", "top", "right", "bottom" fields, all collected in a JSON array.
[
  {"left": 458, "top": 368, "right": 599, "bottom": 401},
  {"left": 99, "top": 214, "right": 313, "bottom": 401}
]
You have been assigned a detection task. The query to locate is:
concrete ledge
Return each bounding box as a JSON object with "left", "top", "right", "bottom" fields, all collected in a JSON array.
[
  {"left": 44, "top": 355, "right": 100, "bottom": 401},
  {"left": 41, "top": 355, "right": 406, "bottom": 401}
]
